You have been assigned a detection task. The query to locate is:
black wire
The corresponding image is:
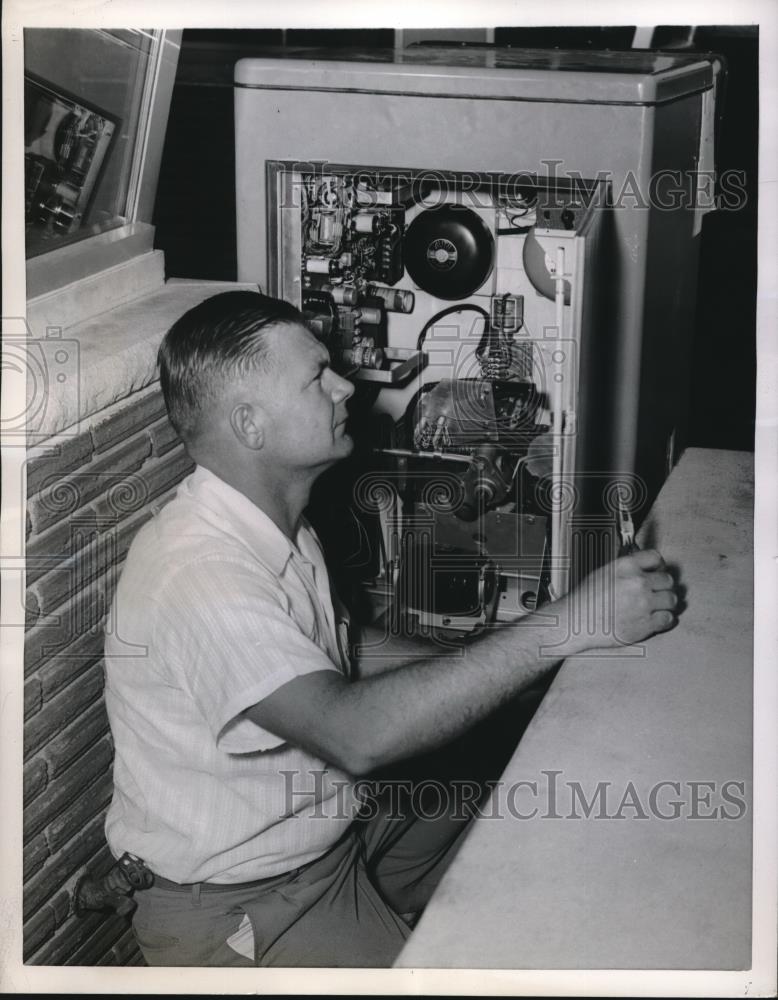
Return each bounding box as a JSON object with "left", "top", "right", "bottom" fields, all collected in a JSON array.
[
  {"left": 496, "top": 208, "right": 535, "bottom": 236},
  {"left": 416, "top": 304, "right": 491, "bottom": 353}
]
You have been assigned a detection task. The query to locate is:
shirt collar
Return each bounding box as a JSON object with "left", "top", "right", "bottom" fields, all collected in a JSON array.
[{"left": 181, "top": 465, "right": 311, "bottom": 575}]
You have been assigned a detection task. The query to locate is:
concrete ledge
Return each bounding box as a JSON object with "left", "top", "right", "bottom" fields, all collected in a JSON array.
[
  {"left": 25, "top": 275, "right": 257, "bottom": 441},
  {"left": 396, "top": 448, "right": 754, "bottom": 971}
]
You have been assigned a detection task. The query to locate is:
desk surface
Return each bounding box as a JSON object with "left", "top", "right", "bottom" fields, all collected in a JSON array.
[{"left": 396, "top": 448, "right": 753, "bottom": 970}]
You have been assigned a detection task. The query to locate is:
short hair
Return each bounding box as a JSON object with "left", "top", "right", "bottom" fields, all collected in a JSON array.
[{"left": 157, "top": 290, "right": 304, "bottom": 444}]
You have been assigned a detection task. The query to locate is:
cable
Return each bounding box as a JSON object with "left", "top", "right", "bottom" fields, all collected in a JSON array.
[
  {"left": 496, "top": 212, "right": 535, "bottom": 236},
  {"left": 495, "top": 202, "right": 536, "bottom": 236},
  {"left": 416, "top": 304, "right": 490, "bottom": 353}
]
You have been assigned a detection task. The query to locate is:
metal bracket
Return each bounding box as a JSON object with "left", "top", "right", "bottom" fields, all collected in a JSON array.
[{"left": 353, "top": 348, "right": 428, "bottom": 385}]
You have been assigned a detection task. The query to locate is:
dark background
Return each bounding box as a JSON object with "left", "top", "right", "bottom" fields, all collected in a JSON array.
[{"left": 152, "top": 25, "right": 758, "bottom": 453}]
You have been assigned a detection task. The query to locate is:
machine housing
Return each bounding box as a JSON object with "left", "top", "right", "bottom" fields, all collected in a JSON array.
[{"left": 234, "top": 46, "right": 718, "bottom": 634}]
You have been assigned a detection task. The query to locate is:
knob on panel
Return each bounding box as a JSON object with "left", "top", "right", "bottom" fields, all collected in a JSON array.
[{"left": 404, "top": 205, "right": 495, "bottom": 300}]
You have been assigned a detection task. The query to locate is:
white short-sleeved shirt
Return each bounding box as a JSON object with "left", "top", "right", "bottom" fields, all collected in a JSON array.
[{"left": 103, "top": 465, "right": 359, "bottom": 884}]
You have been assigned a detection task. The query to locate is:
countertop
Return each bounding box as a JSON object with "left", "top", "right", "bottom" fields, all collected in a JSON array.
[{"left": 396, "top": 447, "right": 754, "bottom": 970}]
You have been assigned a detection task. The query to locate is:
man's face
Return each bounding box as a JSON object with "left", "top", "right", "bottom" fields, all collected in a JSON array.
[{"left": 254, "top": 322, "right": 355, "bottom": 472}]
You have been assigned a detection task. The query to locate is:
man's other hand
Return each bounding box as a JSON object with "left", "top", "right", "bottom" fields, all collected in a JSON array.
[{"left": 552, "top": 548, "right": 679, "bottom": 655}]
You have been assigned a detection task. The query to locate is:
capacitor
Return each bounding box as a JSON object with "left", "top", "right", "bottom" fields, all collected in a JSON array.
[
  {"left": 53, "top": 180, "right": 80, "bottom": 207},
  {"left": 317, "top": 212, "right": 337, "bottom": 244},
  {"left": 357, "top": 306, "right": 382, "bottom": 325},
  {"left": 341, "top": 345, "right": 385, "bottom": 370},
  {"left": 327, "top": 284, "right": 359, "bottom": 305},
  {"left": 42, "top": 196, "right": 81, "bottom": 233},
  {"left": 305, "top": 257, "right": 337, "bottom": 275},
  {"left": 338, "top": 308, "right": 358, "bottom": 333},
  {"left": 366, "top": 285, "right": 416, "bottom": 313},
  {"left": 307, "top": 315, "right": 333, "bottom": 338},
  {"left": 353, "top": 213, "right": 379, "bottom": 234}
]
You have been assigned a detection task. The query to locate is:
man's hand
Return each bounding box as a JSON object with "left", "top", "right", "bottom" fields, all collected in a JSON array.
[
  {"left": 248, "top": 549, "right": 680, "bottom": 774},
  {"left": 552, "top": 548, "right": 678, "bottom": 656}
]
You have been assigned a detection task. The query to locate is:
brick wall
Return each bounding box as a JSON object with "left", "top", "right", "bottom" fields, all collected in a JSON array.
[{"left": 23, "top": 382, "right": 194, "bottom": 965}]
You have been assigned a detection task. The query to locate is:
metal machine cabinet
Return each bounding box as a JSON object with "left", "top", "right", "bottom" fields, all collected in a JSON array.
[{"left": 234, "top": 47, "right": 718, "bottom": 629}]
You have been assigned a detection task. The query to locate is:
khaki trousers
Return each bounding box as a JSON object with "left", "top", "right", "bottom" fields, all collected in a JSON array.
[{"left": 131, "top": 796, "right": 471, "bottom": 967}]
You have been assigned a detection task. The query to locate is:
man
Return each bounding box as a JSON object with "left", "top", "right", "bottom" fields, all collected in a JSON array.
[{"left": 104, "top": 290, "right": 678, "bottom": 967}]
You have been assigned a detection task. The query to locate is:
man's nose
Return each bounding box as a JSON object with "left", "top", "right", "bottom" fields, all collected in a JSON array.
[{"left": 329, "top": 370, "right": 355, "bottom": 403}]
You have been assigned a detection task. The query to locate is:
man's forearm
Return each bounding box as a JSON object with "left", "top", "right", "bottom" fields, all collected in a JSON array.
[
  {"left": 325, "top": 607, "right": 576, "bottom": 772},
  {"left": 351, "top": 620, "right": 463, "bottom": 678},
  {"left": 249, "top": 551, "right": 678, "bottom": 775}
]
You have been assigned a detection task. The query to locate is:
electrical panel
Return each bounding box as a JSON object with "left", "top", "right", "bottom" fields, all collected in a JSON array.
[
  {"left": 236, "top": 48, "right": 717, "bottom": 639},
  {"left": 268, "top": 162, "right": 610, "bottom": 633}
]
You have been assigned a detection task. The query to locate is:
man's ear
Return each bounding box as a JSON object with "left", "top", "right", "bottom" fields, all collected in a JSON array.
[{"left": 229, "top": 402, "right": 265, "bottom": 450}]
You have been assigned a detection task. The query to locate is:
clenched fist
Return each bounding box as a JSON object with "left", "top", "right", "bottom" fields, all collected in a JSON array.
[{"left": 549, "top": 549, "right": 679, "bottom": 656}]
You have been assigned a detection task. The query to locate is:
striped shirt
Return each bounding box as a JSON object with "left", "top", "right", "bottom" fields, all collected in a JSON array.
[{"left": 103, "top": 465, "right": 358, "bottom": 884}]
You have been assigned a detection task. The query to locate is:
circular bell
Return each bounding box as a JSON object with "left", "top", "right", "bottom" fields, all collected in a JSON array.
[{"left": 404, "top": 205, "right": 495, "bottom": 300}]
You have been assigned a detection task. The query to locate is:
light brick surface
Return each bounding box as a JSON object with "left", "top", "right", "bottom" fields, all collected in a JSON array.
[
  {"left": 24, "top": 905, "right": 57, "bottom": 958},
  {"left": 24, "top": 758, "right": 48, "bottom": 806},
  {"left": 28, "top": 508, "right": 151, "bottom": 622},
  {"left": 90, "top": 386, "right": 167, "bottom": 454},
  {"left": 24, "top": 663, "right": 104, "bottom": 760},
  {"left": 27, "top": 911, "right": 105, "bottom": 965},
  {"left": 23, "top": 382, "right": 192, "bottom": 966},
  {"left": 26, "top": 429, "right": 94, "bottom": 497},
  {"left": 25, "top": 738, "right": 113, "bottom": 843},
  {"left": 38, "top": 627, "right": 105, "bottom": 701},
  {"left": 24, "top": 570, "right": 116, "bottom": 675},
  {"left": 24, "top": 832, "right": 51, "bottom": 881},
  {"left": 40, "top": 687, "right": 110, "bottom": 780},
  {"left": 24, "top": 813, "right": 107, "bottom": 921},
  {"left": 46, "top": 772, "right": 114, "bottom": 855},
  {"left": 24, "top": 676, "right": 42, "bottom": 720},
  {"left": 26, "top": 514, "right": 93, "bottom": 585},
  {"left": 147, "top": 415, "right": 182, "bottom": 456},
  {"left": 28, "top": 434, "right": 152, "bottom": 535},
  {"left": 26, "top": 846, "right": 116, "bottom": 964}
]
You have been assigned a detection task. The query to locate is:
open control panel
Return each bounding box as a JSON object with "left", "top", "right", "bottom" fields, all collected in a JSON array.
[{"left": 268, "top": 163, "right": 608, "bottom": 632}]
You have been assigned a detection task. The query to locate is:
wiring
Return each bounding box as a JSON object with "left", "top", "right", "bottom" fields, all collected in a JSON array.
[
  {"left": 496, "top": 206, "right": 535, "bottom": 236},
  {"left": 416, "top": 304, "right": 491, "bottom": 353}
]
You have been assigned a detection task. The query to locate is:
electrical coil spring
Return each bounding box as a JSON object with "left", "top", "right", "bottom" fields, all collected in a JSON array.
[{"left": 479, "top": 346, "right": 511, "bottom": 380}]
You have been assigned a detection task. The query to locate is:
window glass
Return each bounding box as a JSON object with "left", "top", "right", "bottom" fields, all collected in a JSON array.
[{"left": 24, "top": 28, "right": 154, "bottom": 257}]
